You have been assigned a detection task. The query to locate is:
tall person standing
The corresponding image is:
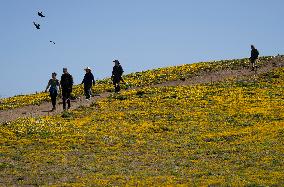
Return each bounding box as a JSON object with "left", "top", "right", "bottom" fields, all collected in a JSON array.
[
  {"left": 60, "top": 68, "right": 73, "bottom": 110},
  {"left": 250, "top": 45, "right": 259, "bottom": 71},
  {"left": 81, "top": 67, "right": 95, "bottom": 100},
  {"left": 111, "top": 60, "right": 124, "bottom": 93}
]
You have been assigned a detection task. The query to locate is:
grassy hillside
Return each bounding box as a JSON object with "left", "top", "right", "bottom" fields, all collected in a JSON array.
[
  {"left": 0, "top": 63, "right": 283, "bottom": 185},
  {"left": 0, "top": 56, "right": 274, "bottom": 110}
]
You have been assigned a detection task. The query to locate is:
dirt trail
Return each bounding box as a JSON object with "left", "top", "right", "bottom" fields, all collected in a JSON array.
[
  {"left": 156, "top": 59, "right": 283, "bottom": 87},
  {"left": 0, "top": 93, "right": 111, "bottom": 124},
  {"left": 0, "top": 57, "right": 283, "bottom": 123}
]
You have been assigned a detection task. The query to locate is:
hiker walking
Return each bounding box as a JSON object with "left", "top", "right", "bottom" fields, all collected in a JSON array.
[
  {"left": 81, "top": 67, "right": 95, "bottom": 100},
  {"left": 250, "top": 45, "right": 259, "bottom": 71},
  {"left": 60, "top": 68, "right": 73, "bottom": 110},
  {"left": 45, "top": 72, "right": 60, "bottom": 111},
  {"left": 111, "top": 60, "right": 124, "bottom": 93}
]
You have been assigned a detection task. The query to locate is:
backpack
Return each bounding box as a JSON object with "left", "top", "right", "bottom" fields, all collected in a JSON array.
[{"left": 256, "top": 49, "right": 259, "bottom": 57}]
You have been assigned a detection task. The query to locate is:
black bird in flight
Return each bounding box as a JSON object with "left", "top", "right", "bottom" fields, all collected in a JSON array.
[
  {"left": 33, "top": 22, "right": 40, "bottom": 29},
  {"left": 38, "top": 12, "right": 45, "bottom": 17},
  {"left": 50, "top": 41, "right": 56, "bottom": 44}
]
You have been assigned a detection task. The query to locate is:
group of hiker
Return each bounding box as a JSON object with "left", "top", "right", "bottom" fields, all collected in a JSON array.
[
  {"left": 45, "top": 60, "right": 124, "bottom": 111},
  {"left": 45, "top": 45, "right": 259, "bottom": 111}
]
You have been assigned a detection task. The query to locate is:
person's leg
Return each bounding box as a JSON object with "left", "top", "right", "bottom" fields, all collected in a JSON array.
[
  {"left": 84, "top": 85, "right": 88, "bottom": 98},
  {"left": 112, "top": 79, "right": 116, "bottom": 87},
  {"left": 251, "top": 58, "right": 256, "bottom": 71},
  {"left": 51, "top": 94, "right": 56, "bottom": 109},
  {"left": 254, "top": 59, "right": 258, "bottom": 70},
  {"left": 116, "top": 82, "right": 121, "bottom": 92},
  {"left": 113, "top": 77, "right": 120, "bottom": 93},
  {"left": 62, "top": 89, "right": 67, "bottom": 110},
  {"left": 90, "top": 88, "right": 93, "bottom": 97},
  {"left": 89, "top": 85, "right": 93, "bottom": 97},
  {"left": 53, "top": 92, "right": 58, "bottom": 109},
  {"left": 50, "top": 91, "right": 57, "bottom": 109},
  {"left": 87, "top": 88, "right": 91, "bottom": 99},
  {"left": 84, "top": 85, "right": 91, "bottom": 99},
  {"left": 253, "top": 59, "right": 256, "bottom": 70},
  {"left": 114, "top": 83, "right": 118, "bottom": 93},
  {"left": 50, "top": 92, "right": 54, "bottom": 108},
  {"left": 67, "top": 91, "right": 71, "bottom": 109}
]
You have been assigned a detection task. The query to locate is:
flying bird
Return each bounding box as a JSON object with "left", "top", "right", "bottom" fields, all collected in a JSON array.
[
  {"left": 50, "top": 41, "right": 56, "bottom": 44},
  {"left": 33, "top": 22, "right": 40, "bottom": 29},
  {"left": 38, "top": 11, "right": 45, "bottom": 17}
]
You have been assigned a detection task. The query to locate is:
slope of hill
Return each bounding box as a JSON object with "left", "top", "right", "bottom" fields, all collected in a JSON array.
[
  {"left": 0, "top": 57, "right": 284, "bottom": 186},
  {"left": 0, "top": 56, "right": 283, "bottom": 124},
  {"left": 0, "top": 56, "right": 277, "bottom": 111}
]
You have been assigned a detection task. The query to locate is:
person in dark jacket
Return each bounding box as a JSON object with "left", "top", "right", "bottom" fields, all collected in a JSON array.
[
  {"left": 112, "top": 60, "right": 124, "bottom": 93},
  {"left": 45, "top": 72, "right": 61, "bottom": 111},
  {"left": 60, "top": 68, "right": 73, "bottom": 110},
  {"left": 250, "top": 45, "right": 259, "bottom": 71},
  {"left": 81, "top": 67, "right": 95, "bottom": 100}
]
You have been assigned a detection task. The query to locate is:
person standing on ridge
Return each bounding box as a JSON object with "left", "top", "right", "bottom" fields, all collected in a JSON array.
[
  {"left": 45, "top": 72, "right": 60, "bottom": 111},
  {"left": 112, "top": 60, "right": 124, "bottom": 93},
  {"left": 60, "top": 68, "right": 73, "bottom": 110},
  {"left": 250, "top": 45, "right": 259, "bottom": 71},
  {"left": 81, "top": 67, "right": 95, "bottom": 100}
]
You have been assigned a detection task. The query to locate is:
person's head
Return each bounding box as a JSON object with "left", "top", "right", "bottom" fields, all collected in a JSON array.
[
  {"left": 113, "top": 60, "right": 120, "bottom": 66},
  {"left": 63, "top": 68, "right": 68, "bottom": 74},
  {"left": 52, "top": 72, "right": 57, "bottom": 79},
  {"left": 84, "top": 67, "right": 91, "bottom": 73},
  {"left": 251, "top": 45, "right": 255, "bottom": 50}
]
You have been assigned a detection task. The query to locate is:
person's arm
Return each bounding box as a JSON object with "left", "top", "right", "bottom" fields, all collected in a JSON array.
[
  {"left": 112, "top": 67, "right": 116, "bottom": 76},
  {"left": 60, "top": 75, "right": 63, "bottom": 86},
  {"left": 57, "top": 80, "right": 61, "bottom": 95},
  {"left": 120, "top": 66, "right": 124, "bottom": 76},
  {"left": 45, "top": 80, "right": 51, "bottom": 92},
  {"left": 58, "top": 85, "right": 61, "bottom": 95},
  {"left": 111, "top": 67, "right": 115, "bottom": 80},
  {"left": 70, "top": 75, "right": 74, "bottom": 86},
  {"left": 81, "top": 76, "right": 85, "bottom": 84}
]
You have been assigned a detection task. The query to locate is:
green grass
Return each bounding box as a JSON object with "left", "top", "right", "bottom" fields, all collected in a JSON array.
[{"left": 0, "top": 61, "right": 283, "bottom": 186}]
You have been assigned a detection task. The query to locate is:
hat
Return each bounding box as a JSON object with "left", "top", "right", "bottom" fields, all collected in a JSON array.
[
  {"left": 113, "top": 60, "right": 120, "bottom": 64},
  {"left": 63, "top": 68, "right": 67, "bottom": 71},
  {"left": 52, "top": 72, "right": 57, "bottom": 76},
  {"left": 84, "top": 67, "right": 91, "bottom": 71}
]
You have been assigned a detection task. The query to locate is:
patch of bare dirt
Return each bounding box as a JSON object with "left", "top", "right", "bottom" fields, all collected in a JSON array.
[
  {"left": 0, "top": 92, "right": 110, "bottom": 123},
  {"left": 156, "top": 56, "right": 284, "bottom": 87}
]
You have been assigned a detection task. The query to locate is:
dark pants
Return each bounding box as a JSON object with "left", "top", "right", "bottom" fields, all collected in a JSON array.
[
  {"left": 84, "top": 84, "right": 92, "bottom": 99},
  {"left": 250, "top": 58, "right": 257, "bottom": 70},
  {"left": 50, "top": 91, "right": 57, "bottom": 108},
  {"left": 62, "top": 88, "right": 71, "bottom": 110},
  {"left": 113, "top": 77, "right": 122, "bottom": 93}
]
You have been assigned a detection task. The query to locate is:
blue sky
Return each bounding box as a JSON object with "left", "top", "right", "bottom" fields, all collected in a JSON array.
[{"left": 0, "top": 0, "right": 283, "bottom": 97}]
